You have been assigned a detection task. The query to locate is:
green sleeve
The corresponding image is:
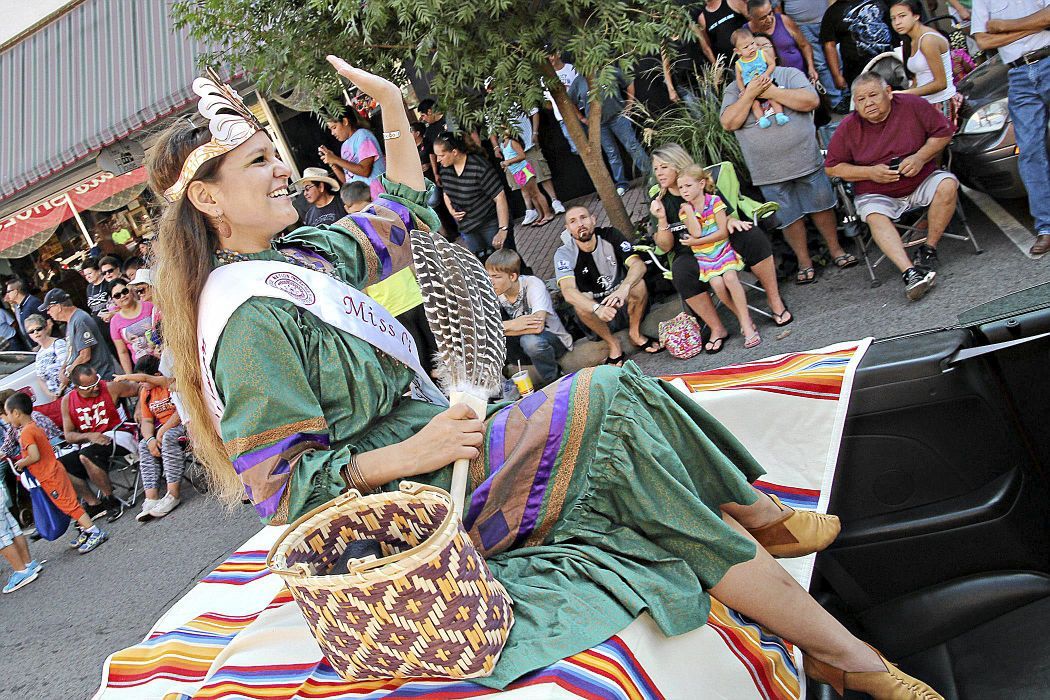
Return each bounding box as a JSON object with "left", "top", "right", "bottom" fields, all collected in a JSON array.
[
  {"left": 212, "top": 299, "right": 352, "bottom": 524},
  {"left": 377, "top": 175, "right": 442, "bottom": 233}
]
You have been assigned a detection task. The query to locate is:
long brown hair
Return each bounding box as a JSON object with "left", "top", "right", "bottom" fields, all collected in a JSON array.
[{"left": 147, "top": 122, "right": 242, "bottom": 505}]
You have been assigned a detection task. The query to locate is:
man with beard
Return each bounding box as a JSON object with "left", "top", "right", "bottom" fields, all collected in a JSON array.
[
  {"left": 554, "top": 206, "right": 655, "bottom": 366},
  {"left": 294, "top": 168, "right": 347, "bottom": 227}
]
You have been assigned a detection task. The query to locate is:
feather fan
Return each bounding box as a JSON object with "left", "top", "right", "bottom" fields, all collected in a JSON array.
[{"left": 410, "top": 230, "right": 506, "bottom": 510}]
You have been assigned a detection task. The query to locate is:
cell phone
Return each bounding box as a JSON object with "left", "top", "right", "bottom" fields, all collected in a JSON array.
[{"left": 888, "top": 156, "right": 902, "bottom": 171}]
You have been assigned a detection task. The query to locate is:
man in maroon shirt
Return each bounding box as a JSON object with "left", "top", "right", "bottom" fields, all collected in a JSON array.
[{"left": 825, "top": 72, "right": 958, "bottom": 301}]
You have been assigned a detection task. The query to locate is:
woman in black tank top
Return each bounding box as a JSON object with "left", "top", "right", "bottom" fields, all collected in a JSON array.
[{"left": 700, "top": 0, "right": 748, "bottom": 63}]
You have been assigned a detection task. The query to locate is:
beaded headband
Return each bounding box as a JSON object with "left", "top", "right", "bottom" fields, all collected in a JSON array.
[{"left": 163, "top": 69, "right": 264, "bottom": 203}]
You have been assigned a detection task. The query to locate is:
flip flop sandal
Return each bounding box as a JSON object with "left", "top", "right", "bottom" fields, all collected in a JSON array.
[
  {"left": 772, "top": 308, "right": 794, "bottom": 327},
  {"left": 705, "top": 334, "right": 730, "bottom": 354},
  {"left": 604, "top": 354, "right": 626, "bottom": 367},
  {"left": 795, "top": 267, "right": 816, "bottom": 285},
  {"left": 633, "top": 337, "right": 665, "bottom": 354},
  {"left": 744, "top": 330, "right": 762, "bottom": 349},
  {"left": 833, "top": 253, "right": 859, "bottom": 269}
]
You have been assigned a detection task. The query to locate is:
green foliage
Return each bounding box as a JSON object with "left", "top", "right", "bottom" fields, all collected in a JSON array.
[
  {"left": 172, "top": 0, "right": 693, "bottom": 132},
  {"left": 637, "top": 59, "right": 750, "bottom": 183}
]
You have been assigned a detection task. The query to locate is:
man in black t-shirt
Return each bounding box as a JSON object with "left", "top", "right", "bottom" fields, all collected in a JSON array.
[
  {"left": 294, "top": 168, "right": 347, "bottom": 227},
  {"left": 820, "top": 0, "right": 892, "bottom": 92},
  {"left": 554, "top": 206, "right": 658, "bottom": 365}
]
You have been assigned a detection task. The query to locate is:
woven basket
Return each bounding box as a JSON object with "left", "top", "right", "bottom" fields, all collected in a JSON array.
[{"left": 266, "top": 481, "right": 514, "bottom": 681}]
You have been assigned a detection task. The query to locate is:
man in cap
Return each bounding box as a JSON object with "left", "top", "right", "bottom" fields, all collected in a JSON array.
[
  {"left": 295, "top": 167, "right": 348, "bottom": 227},
  {"left": 41, "top": 289, "right": 121, "bottom": 393}
]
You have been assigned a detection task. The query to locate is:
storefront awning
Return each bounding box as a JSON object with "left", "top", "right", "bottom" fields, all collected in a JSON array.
[
  {"left": 0, "top": 0, "right": 212, "bottom": 205},
  {"left": 0, "top": 167, "right": 148, "bottom": 258}
]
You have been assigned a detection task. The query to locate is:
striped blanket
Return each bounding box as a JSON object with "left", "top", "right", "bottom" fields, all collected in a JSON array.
[{"left": 95, "top": 340, "right": 870, "bottom": 700}]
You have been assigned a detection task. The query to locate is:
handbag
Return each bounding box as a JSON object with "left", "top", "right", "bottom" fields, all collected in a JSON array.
[
  {"left": 659, "top": 311, "right": 705, "bottom": 359},
  {"left": 21, "top": 472, "right": 70, "bottom": 541},
  {"left": 267, "top": 481, "right": 514, "bottom": 681}
]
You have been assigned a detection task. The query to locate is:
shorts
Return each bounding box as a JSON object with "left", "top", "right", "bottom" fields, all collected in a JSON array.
[
  {"left": 525, "top": 145, "right": 552, "bottom": 182},
  {"left": 0, "top": 508, "right": 22, "bottom": 548},
  {"left": 59, "top": 433, "right": 134, "bottom": 481},
  {"left": 855, "top": 171, "right": 959, "bottom": 222},
  {"left": 512, "top": 164, "right": 536, "bottom": 188},
  {"left": 759, "top": 168, "right": 837, "bottom": 229},
  {"left": 34, "top": 470, "right": 85, "bottom": 521}
]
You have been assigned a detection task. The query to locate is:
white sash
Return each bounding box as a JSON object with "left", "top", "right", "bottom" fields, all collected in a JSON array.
[{"left": 197, "top": 260, "right": 447, "bottom": 430}]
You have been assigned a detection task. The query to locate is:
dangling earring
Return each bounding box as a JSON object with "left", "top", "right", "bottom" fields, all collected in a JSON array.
[{"left": 215, "top": 212, "right": 232, "bottom": 240}]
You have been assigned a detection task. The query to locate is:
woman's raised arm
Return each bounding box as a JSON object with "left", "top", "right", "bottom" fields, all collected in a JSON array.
[{"left": 326, "top": 56, "right": 425, "bottom": 192}]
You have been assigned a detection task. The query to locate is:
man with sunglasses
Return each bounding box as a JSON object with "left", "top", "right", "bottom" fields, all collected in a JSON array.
[
  {"left": 293, "top": 167, "right": 346, "bottom": 227},
  {"left": 57, "top": 364, "right": 139, "bottom": 523},
  {"left": 4, "top": 279, "right": 42, "bottom": 349},
  {"left": 41, "top": 289, "right": 120, "bottom": 393}
]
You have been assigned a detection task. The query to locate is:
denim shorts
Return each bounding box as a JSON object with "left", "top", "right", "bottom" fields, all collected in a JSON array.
[
  {"left": 759, "top": 168, "right": 837, "bottom": 229},
  {"left": 0, "top": 508, "right": 23, "bottom": 549}
]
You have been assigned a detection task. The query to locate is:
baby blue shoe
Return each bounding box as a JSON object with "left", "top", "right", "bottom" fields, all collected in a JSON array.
[
  {"left": 758, "top": 116, "right": 772, "bottom": 129},
  {"left": 775, "top": 113, "right": 790, "bottom": 126}
]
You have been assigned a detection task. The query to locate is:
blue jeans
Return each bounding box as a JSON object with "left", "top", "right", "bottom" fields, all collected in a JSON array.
[
  {"left": 600, "top": 115, "right": 652, "bottom": 189},
  {"left": 799, "top": 22, "right": 842, "bottom": 104},
  {"left": 509, "top": 330, "right": 568, "bottom": 383},
  {"left": 461, "top": 219, "right": 499, "bottom": 255},
  {"left": 558, "top": 120, "right": 578, "bottom": 153},
  {"left": 1007, "top": 57, "right": 1050, "bottom": 234}
]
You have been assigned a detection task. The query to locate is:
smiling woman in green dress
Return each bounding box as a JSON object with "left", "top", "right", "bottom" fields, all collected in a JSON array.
[{"left": 146, "top": 56, "right": 941, "bottom": 699}]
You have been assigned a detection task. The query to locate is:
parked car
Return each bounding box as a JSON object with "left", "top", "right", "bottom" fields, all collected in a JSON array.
[{"left": 948, "top": 54, "right": 1038, "bottom": 199}]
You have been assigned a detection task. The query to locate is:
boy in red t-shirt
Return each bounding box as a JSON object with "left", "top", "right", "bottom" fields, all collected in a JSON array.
[{"left": 6, "top": 392, "right": 107, "bottom": 554}]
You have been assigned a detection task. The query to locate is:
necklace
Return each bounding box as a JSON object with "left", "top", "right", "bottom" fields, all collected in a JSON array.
[{"left": 215, "top": 246, "right": 338, "bottom": 279}]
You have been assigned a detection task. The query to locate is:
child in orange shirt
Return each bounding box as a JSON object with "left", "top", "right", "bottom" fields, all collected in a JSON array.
[{"left": 6, "top": 392, "right": 107, "bottom": 554}]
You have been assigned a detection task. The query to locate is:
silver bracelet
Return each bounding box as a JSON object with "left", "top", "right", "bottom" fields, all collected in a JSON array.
[{"left": 382, "top": 130, "right": 401, "bottom": 140}]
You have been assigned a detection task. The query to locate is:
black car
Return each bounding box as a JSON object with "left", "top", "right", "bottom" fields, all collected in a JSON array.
[
  {"left": 808, "top": 281, "right": 1050, "bottom": 698},
  {"left": 950, "top": 54, "right": 1049, "bottom": 199}
]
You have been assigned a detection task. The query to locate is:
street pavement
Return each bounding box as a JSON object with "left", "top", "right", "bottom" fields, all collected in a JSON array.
[{"left": 1, "top": 191, "right": 1047, "bottom": 699}]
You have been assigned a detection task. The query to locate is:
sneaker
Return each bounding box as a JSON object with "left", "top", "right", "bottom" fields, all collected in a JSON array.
[
  {"left": 774, "top": 113, "right": 790, "bottom": 126},
  {"left": 148, "top": 493, "right": 181, "bottom": 519},
  {"left": 78, "top": 529, "right": 107, "bottom": 554},
  {"left": 616, "top": 186, "right": 627, "bottom": 196},
  {"left": 912, "top": 243, "right": 939, "bottom": 269},
  {"left": 551, "top": 199, "right": 566, "bottom": 215},
  {"left": 521, "top": 209, "right": 539, "bottom": 226},
  {"left": 136, "top": 498, "right": 161, "bottom": 522},
  {"left": 104, "top": 497, "right": 126, "bottom": 523},
  {"left": 84, "top": 501, "right": 107, "bottom": 520},
  {"left": 69, "top": 528, "right": 90, "bottom": 549},
  {"left": 903, "top": 266, "right": 937, "bottom": 301},
  {"left": 3, "top": 567, "right": 40, "bottom": 593}
]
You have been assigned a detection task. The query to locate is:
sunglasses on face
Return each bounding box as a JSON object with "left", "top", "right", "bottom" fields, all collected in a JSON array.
[
  {"left": 101, "top": 267, "right": 117, "bottom": 275},
  {"left": 26, "top": 326, "right": 44, "bottom": 334},
  {"left": 111, "top": 289, "right": 131, "bottom": 298},
  {"left": 77, "top": 377, "right": 101, "bottom": 391}
]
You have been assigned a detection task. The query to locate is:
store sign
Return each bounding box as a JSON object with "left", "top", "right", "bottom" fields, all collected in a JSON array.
[
  {"left": 0, "top": 168, "right": 149, "bottom": 253},
  {"left": 96, "top": 140, "right": 146, "bottom": 176}
]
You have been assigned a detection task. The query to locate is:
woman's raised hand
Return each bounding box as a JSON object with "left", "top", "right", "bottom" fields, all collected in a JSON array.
[
  {"left": 649, "top": 198, "right": 666, "bottom": 222},
  {"left": 404, "top": 404, "right": 485, "bottom": 476},
  {"left": 326, "top": 56, "right": 400, "bottom": 99}
]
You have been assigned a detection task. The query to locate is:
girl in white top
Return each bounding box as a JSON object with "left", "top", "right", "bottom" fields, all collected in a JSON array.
[{"left": 891, "top": 0, "right": 957, "bottom": 117}]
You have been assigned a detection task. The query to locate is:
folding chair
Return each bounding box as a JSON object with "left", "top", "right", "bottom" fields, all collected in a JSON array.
[{"left": 816, "top": 124, "right": 982, "bottom": 287}]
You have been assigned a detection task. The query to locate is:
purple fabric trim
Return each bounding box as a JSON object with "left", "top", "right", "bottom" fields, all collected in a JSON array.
[
  {"left": 517, "top": 390, "right": 547, "bottom": 419},
  {"left": 353, "top": 216, "right": 393, "bottom": 279},
  {"left": 464, "top": 404, "right": 513, "bottom": 528},
  {"left": 254, "top": 482, "right": 287, "bottom": 520},
  {"left": 231, "top": 432, "right": 330, "bottom": 475},
  {"left": 371, "top": 199, "right": 412, "bottom": 244},
  {"left": 514, "top": 377, "right": 573, "bottom": 546}
]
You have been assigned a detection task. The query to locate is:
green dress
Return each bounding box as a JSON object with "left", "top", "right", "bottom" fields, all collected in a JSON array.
[{"left": 211, "top": 179, "right": 765, "bottom": 689}]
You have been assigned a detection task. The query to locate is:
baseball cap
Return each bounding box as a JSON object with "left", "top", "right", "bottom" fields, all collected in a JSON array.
[{"left": 40, "top": 288, "right": 72, "bottom": 310}]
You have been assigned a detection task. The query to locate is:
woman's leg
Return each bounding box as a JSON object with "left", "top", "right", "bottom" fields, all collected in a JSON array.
[
  {"left": 711, "top": 516, "right": 886, "bottom": 673},
  {"left": 811, "top": 208, "right": 848, "bottom": 259},
  {"left": 750, "top": 255, "right": 787, "bottom": 316},
  {"left": 525, "top": 179, "right": 552, "bottom": 221},
  {"left": 672, "top": 253, "right": 728, "bottom": 338}
]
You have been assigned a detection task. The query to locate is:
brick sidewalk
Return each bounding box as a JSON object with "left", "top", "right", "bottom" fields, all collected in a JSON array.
[{"left": 513, "top": 182, "right": 651, "bottom": 281}]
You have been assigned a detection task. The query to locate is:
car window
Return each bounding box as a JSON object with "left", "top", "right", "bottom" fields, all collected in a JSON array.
[
  {"left": 0, "top": 352, "right": 35, "bottom": 380},
  {"left": 957, "top": 281, "right": 1050, "bottom": 327}
]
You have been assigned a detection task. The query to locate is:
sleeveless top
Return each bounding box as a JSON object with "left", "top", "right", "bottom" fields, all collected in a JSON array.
[
  {"left": 739, "top": 52, "right": 770, "bottom": 84},
  {"left": 769, "top": 14, "right": 807, "bottom": 73},
  {"left": 66, "top": 381, "right": 122, "bottom": 433},
  {"left": 907, "top": 32, "right": 956, "bottom": 105},
  {"left": 702, "top": 0, "right": 748, "bottom": 61}
]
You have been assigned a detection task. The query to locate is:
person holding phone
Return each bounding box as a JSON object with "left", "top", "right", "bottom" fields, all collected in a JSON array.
[{"left": 825, "top": 71, "right": 959, "bottom": 301}]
